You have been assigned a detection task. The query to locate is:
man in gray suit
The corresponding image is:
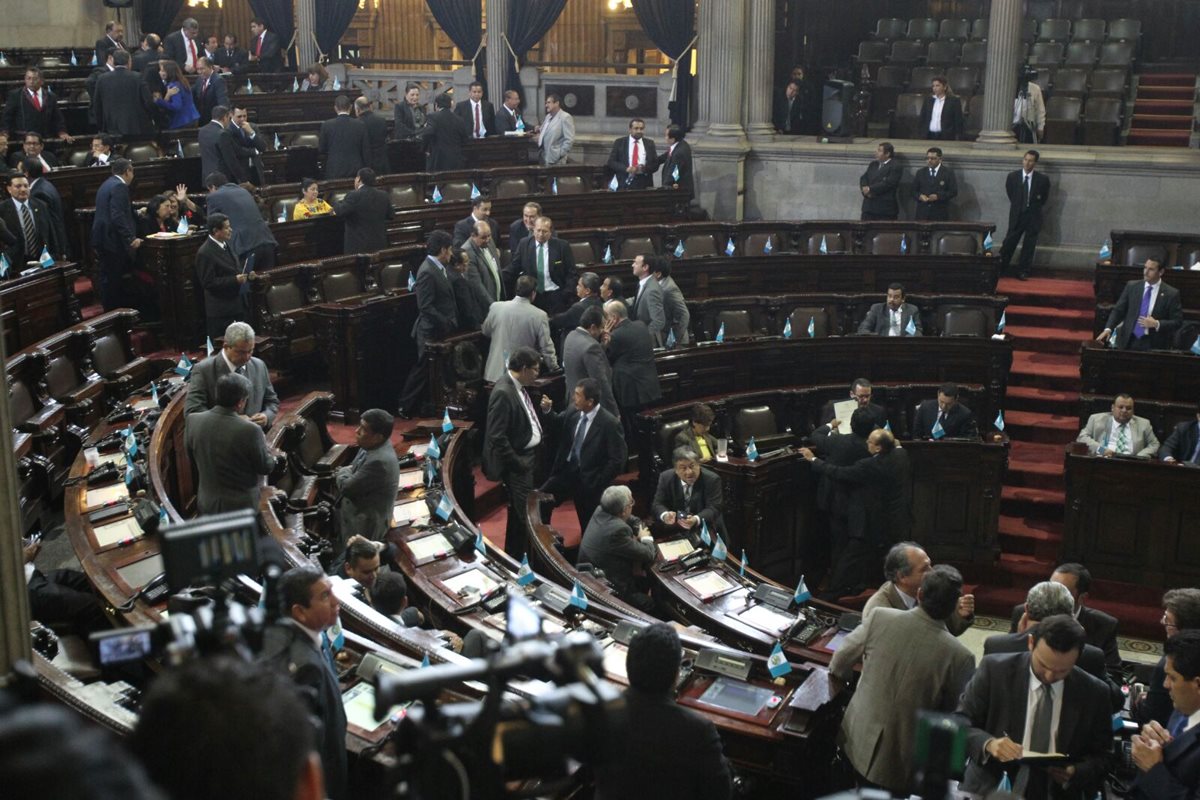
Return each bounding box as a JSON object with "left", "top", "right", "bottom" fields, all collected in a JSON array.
[
  {"left": 185, "top": 373, "right": 277, "bottom": 515},
  {"left": 1077, "top": 393, "right": 1159, "bottom": 457},
  {"left": 857, "top": 282, "right": 922, "bottom": 336},
  {"left": 830, "top": 565, "right": 976, "bottom": 796},
  {"left": 205, "top": 171, "right": 278, "bottom": 270},
  {"left": 628, "top": 254, "right": 666, "bottom": 346},
  {"left": 462, "top": 220, "right": 504, "bottom": 304},
  {"left": 335, "top": 408, "right": 399, "bottom": 543},
  {"left": 562, "top": 306, "right": 617, "bottom": 417},
  {"left": 863, "top": 542, "right": 974, "bottom": 636},
  {"left": 652, "top": 256, "right": 690, "bottom": 345},
  {"left": 185, "top": 322, "right": 279, "bottom": 428},
  {"left": 481, "top": 275, "right": 558, "bottom": 383},
  {"left": 579, "top": 485, "right": 655, "bottom": 612},
  {"left": 538, "top": 93, "right": 575, "bottom": 166}
]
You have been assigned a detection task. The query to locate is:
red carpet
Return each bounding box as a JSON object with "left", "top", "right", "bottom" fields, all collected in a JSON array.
[{"left": 1127, "top": 73, "right": 1196, "bottom": 147}]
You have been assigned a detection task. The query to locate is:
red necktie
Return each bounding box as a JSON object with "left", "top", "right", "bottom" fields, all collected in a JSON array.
[
  {"left": 474, "top": 102, "right": 481, "bottom": 137},
  {"left": 256, "top": 35, "right": 264, "bottom": 57},
  {"left": 188, "top": 38, "right": 197, "bottom": 67},
  {"left": 202, "top": 78, "right": 208, "bottom": 95},
  {"left": 29, "top": 90, "right": 41, "bottom": 112},
  {"left": 631, "top": 139, "right": 639, "bottom": 169}
]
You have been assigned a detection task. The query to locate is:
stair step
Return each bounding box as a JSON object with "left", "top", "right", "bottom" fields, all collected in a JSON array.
[
  {"left": 1005, "top": 324, "right": 1091, "bottom": 355},
  {"left": 1133, "top": 98, "right": 1195, "bottom": 111},
  {"left": 1005, "top": 386, "right": 1080, "bottom": 415},
  {"left": 1139, "top": 73, "right": 1197, "bottom": 87},
  {"left": 1004, "top": 304, "right": 1094, "bottom": 332},
  {"left": 1135, "top": 86, "right": 1196, "bottom": 100},
  {"left": 1130, "top": 113, "right": 1194, "bottom": 129},
  {"left": 996, "top": 278, "right": 1094, "bottom": 310},
  {"left": 1005, "top": 410, "right": 1079, "bottom": 444},
  {"left": 1009, "top": 352, "right": 1081, "bottom": 393},
  {"left": 1126, "top": 130, "right": 1193, "bottom": 146},
  {"left": 1010, "top": 439, "right": 1070, "bottom": 463},
  {"left": 1000, "top": 486, "right": 1065, "bottom": 526}
]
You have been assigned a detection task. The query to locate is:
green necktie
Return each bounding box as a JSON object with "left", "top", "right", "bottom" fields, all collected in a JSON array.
[
  {"left": 1116, "top": 423, "right": 1128, "bottom": 454},
  {"left": 536, "top": 244, "right": 547, "bottom": 292}
]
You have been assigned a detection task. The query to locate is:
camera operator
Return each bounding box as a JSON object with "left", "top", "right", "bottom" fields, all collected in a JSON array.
[
  {"left": 593, "top": 623, "right": 732, "bottom": 800},
  {"left": 1013, "top": 66, "right": 1045, "bottom": 144},
  {"left": 130, "top": 656, "right": 325, "bottom": 800}
]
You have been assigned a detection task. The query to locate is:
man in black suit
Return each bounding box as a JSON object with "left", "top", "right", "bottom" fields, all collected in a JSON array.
[
  {"left": 659, "top": 125, "right": 694, "bottom": 202},
  {"left": 452, "top": 195, "right": 497, "bottom": 247},
  {"left": 1129, "top": 630, "right": 1200, "bottom": 798},
  {"left": 918, "top": 77, "right": 964, "bottom": 141},
  {"left": 1008, "top": 562, "right": 1121, "bottom": 679},
  {"left": 509, "top": 201, "right": 540, "bottom": 254},
  {"left": 0, "top": 172, "right": 60, "bottom": 270},
  {"left": 506, "top": 214, "right": 576, "bottom": 315},
  {"left": 194, "top": 213, "right": 250, "bottom": 339},
  {"left": 913, "top": 383, "right": 978, "bottom": 440},
  {"left": 1000, "top": 149, "right": 1051, "bottom": 280},
  {"left": 164, "top": 18, "right": 203, "bottom": 74},
  {"left": 224, "top": 106, "right": 268, "bottom": 187},
  {"left": 1096, "top": 258, "right": 1183, "bottom": 351},
  {"left": 1136, "top": 590, "right": 1200, "bottom": 728},
  {"left": 551, "top": 271, "right": 603, "bottom": 346},
  {"left": 422, "top": 92, "right": 470, "bottom": 172},
  {"left": 773, "top": 79, "right": 806, "bottom": 134},
  {"left": 319, "top": 95, "right": 370, "bottom": 179},
  {"left": 22, "top": 160, "right": 69, "bottom": 261},
  {"left": 90, "top": 159, "right": 141, "bottom": 309},
  {"left": 2, "top": 67, "right": 71, "bottom": 144},
  {"left": 22, "top": 538, "right": 108, "bottom": 637},
  {"left": 91, "top": 51, "right": 155, "bottom": 138},
  {"left": 95, "top": 20, "right": 126, "bottom": 65},
  {"left": 483, "top": 346, "right": 551, "bottom": 559},
  {"left": 205, "top": 172, "right": 278, "bottom": 270},
  {"left": 494, "top": 89, "right": 528, "bottom": 134},
  {"left": 212, "top": 34, "right": 249, "bottom": 75},
  {"left": 353, "top": 97, "right": 390, "bottom": 175},
  {"left": 605, "top": 118, "right": 658, "bottom": 191},
  {"left": 7, "top": 133, "right": 59, "bottom": 171},
  {"left": 912, "top": 147, "right": 958, "bottom": 221},
  {"left": 85, "top": 54, "right": 116, "bottom": 119},
  {"left": 857, "top": 282, "right": 923, "bottom": 337},
  {"left": 198, "top": 105, "right": 233, "bottom": 181},
  {"left": 651, "top": 447, "right": 728, "bottom": 543},
  {"left": 956, "top": 615, "right": 1114, "bottom": 800},
  {"left": 987, "top": 581, "right": 1124, "bottom": 711},
  {"left": 398, "top": 231, "right": 459, "bottom": 417},
  {"left": 455, "top": 81, "right": 496, "bottom": 139},
  {"left": 541, "top": 378, "right": 627, "bottom": 533},
  {"left": 604, "top": 299, "right": 662, "bottom": 443},
  {"left": 809, "top": 407, "right": 875, "bottom": 582},
  {"left": 859, "top": 142, "right": 901, "bottom": 221},
  {"left": 192, "top": 58, "right": 228, "bottom": 125},
  {"left": 818, "top": 378, "right": 890, "bottom": 430},
  {"left": 130, "top": 34, "right": 163, "bottom": 75},
  {"left": 334, "top": 168, "right": 393, "bottom": 255},
  {"left": 248, "top": 19, "right": 284, "bottom": 72},
  {"left": 594, "top": 623, "right": 733, "bottom": 800},
  {"left": 579, "top": 485, "right": 656, "bottom": 611},
  {"left": 1162, "top": 406, "right": 1200, "bottom": 464}
]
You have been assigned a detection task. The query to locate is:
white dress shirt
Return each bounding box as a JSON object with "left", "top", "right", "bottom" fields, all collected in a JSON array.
[
  {"left": 1185, "top": 708, "right": 1200, "bottom": 733},
  {"left": 470, "top": 99, "right": 488, "bottom": 137},
  {"left": 895, "top": 586, "right": 918, "bottom": 609},
  {"left": 1106, "top": 418, "right": 1134, "bottom": 454},
  {"left": 510, "top": 372, "right": 542, "bottom": 449},
  {"left": 1022, "top": 669, "right": 1064, "bottom": 752},
  {"left": 534, "top": 241, "right": 559, "bottom": 291},
  {"left": 888, "top": 306, "right": 904, "bottom": 336},
  {"left": 929, "top": 95, "right": 945, "bottom": 133}
]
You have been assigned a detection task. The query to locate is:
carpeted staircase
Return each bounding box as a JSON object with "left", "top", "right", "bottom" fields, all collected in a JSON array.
[{"left": 1126, "top": 72, "right": 1196, "bottom": 147}]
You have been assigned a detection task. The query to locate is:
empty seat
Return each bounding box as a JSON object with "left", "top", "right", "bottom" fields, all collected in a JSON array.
[
  {"left": 1042, "top": 96, "right": 1083, "bottom": 144},
  {"left": 290, "top": 133, "right": 319, "bottom": 148},
  {"left": 682, "top": 234, "right": 717, "bottom": 257},
  {"left": 493, "top": 177, "right": 530, "bottom": 198},
  {"left": 181, "top": 140, "right": 201, "bottom": 158},
  {"left": 866, "top": 231, "right": 910, "bottom": 255},
  {"left": 377, "top": 263, "right": 409, "bottom": 292},
  {"left": 714, "top": 310, "right": 753, "bottom": 339},
  {"left": 1081, "top": 97, "right": 1122, "bottom": 146},
  {"left": 964, "top": 94, "right": 985, "bottom": 139},
  {"left": 618, "top": 236, "right": 656, "bottom": 261},
  {"left": 328, "top": 191, "right": 348, "bottom": 205},
  {"left": 1028, "top": 42, "right": 1064, "bottom": 68},
  {"left": 271, "top": 198, "right": 299, "bottom": 221},
  {"left": 890, "top": 92, "right": 926, "bottom": 139},
  {"left": 1021, "top": 18, "right": 1038, "bottom": 43},
  {"left": 1106, "top": 19, "right": 1141, "bottom": 41},
  {"left": 907, "top": 18, "right": 939, "bottom": 41},
  {"left": 933, "top": 232, "right": 979, "bottom": 256},
  {"left": 856, "top": 41, "right": 890, "bottom": 66},
  {"left": 568, "top": 241, "right": 594, "bottom": 265},
  {"left": 1123, "top": 243, "right": 1168, "bottom": 267},
  {"left": 788, "top": 307, "right": 831, "bottom": 337},
  {"left": 1037, "top": 19, "right": 1072, "bottom": 42},
  {"left": 924, "top": 41, "right": 958, "bottom": 66},
  {"left": 1088, "top": 69, "right": 1127, "bottom": 98},
  {"left": 909, "top": 66, "right": 941, "bottom": 90},
  {"left": 806, "top": 232, "right": 846, "bottom": 254},
  {"left": 938, "top": 19, "right": 971, "bottom": 41},
  {"left": 889, "top": 40, "right": 923, "bottom": 66},
  {"left": 321, "top": 271, "right": 361, "bottom": 302},
  {"left": 744, "top": 232, "right": 783, "bottom": 255},
  {"left": 875, "top": 65, "right": 908, "bottom": 88},
  {"left": 238, "top": 82, "right": 259, "bottom": 95},
  {"left": 1063, "top": 42, "right": 1099, "bottom": 67},
  {"left": 1098, "top": 42, "right": 1135, "bottom": 67},
  {"left": 67, "top": 149, "right": 91, "bottom": 167},
  {"left": 970, "top": 18, "right": 989, "bottom": 40},
  {"left": 552, "top": 175, "right": 584, "bottom": 194},
  {"left": 1180, "top": 247, "right": 1200, "bottom": 268},
  {"left": 941, "top": 308, "right": 987, "bottom": 337},
  {"left": 1071, "top": 19, "right": 1106, "bottom": 42},
  {"left": 960, "top": 41, "right": 988, "bottom": 66},
  {"left": 437, "top": 181, "right": 473, "bottom": 202},
  {"left": 733, "top": 406, "right": 778, "bottom": 446},
  {"left": 1050, "top": 68, "right": 1090, "bottom": 97},
  {"left": 946, "top": 66, "right": 980, "bottom": 94},
  {"left": 125, "top": 144, "right": 158, "bottom": 163},
  {"left": 872, "top": 18, "right": 908, "bottom": 41},
  {"left": 389, "top": 185, "right": 419, "bottom": 206}
]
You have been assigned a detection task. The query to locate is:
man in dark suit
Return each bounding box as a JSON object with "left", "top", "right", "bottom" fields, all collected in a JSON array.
[
  {"left": 334, "top": 168, "right": 393, "bottom": 255},
  {"left": 988, "top": 581, "right": 1124, "bottom": 710},
  {"left": 185, "top": 373, "right": 277, "bottom": 515},
  {"left": 163, "top": 18, "right": 202, "bottom": 74},
  {"left": 552, "top": 272, "right": 604, "bottom": 349},
  {"left": 422, "top": 92, "right": 470, "bottom": 172},
  {"left": 223, "top": 106, "right": 268, "bottom": 187},
  {"left": 562, "top": 306, "right": 617, "bottom": 417},
  {"left": 91, "top": 51, "right": 155, "bottom": 137},
  {"left": 1162, "top": 406, "right": 1200, "bottom": 464},
  {"left": 22, "top": 537, "right": 109, "bottom": 637},
  {"left": 773, "top": 79, "right": 806, "bottom": 134},
  {"left": 1000, "top": 149, "right": 1051, "bottom": 280},
  {"left": 213, "top": 34, "right": 249, "bottom": 75},
  {"left": 130, "top": 34, "right": 163, "bottom": 75},
  {"left": 541, "top": 378, "right": 627, "bottom": 533},
  {"left": 248, "top": 19, "right": 284, "bottom": 72},
  {"left": 509, "top": 201, "right": 540, "bottom": 255},
  {"left": 859, "top": 141, "right": 902, "bottom": 221},
  {"left": 192, "top": 58, "right": 228, "bottom": 124},
  {"left": 483, "top": 347, "right": 551, "bottom": 559},
  {"left": 198, "top": 106, "right": 233, "bottom": 182},
  {"left": 652, "top": 447, "right": 728, "bottom": 543},
  {"left": 912, "top": 147, "right": 958, "bottom": 221},
  {"left": 335, "top": 409, "right": 399, "bottom": 543},
  {"left": 1129, "top": 630, "right": 1200, "bottom": 798},
  {"left": 818, "top": 378, "right": 890, "bottom": 431},
  {"left": 857, "top": 283, "right": 922, "bottom": 337},
  {"left": 579, "top": 485, "right": 655, "bottom": 611},
  {"left": 918, "top": 77, "right": 965, "bottom": 140},
  {"left": 185, "top": 321, "right": 280, "bottom": 428},
  {"left": 1136, "top": 590, "right": 1200, "bottom": 728},
  {"left": 205, "top": 172, "right": 278, "bottom": 269},
  {"left": 353, "top": 97, "right": 390, "bottom": 175},
  {"left": 90, "top": 159, "right": 141, "bottom": 310},
  {"left": 659, "top": 125, "right": 695, "bottom": 203},
  {"left": 193, "top": 213, "right": 250, "bottom": 340},
  {"left": 1008, "top": 562, "right": 1121, "bottom": 679},
  {"left": 604, "top": 299, "right": 662, "bottom": 444},
  {"left": 319, "top": 95, "right": 370, "bottom": 179},
  {"left": 606, "top": 118, "right": 658, "bottom": 191},
  {"left": 7, "top": 133, "right": 59, "bottom": 171},
  {"left": 913, "top": 383, "right": 979, "bottom": 439},
  {"left": 2, "top": 67, "right": 71, "bottom": 143},
  {"left": 506, "top": 215, "right": 576, "bottom": 315},
  {"left": 19, "top": 161, "right": 68, "bottom": 261},
  {"left": 956, "top": 615, "right": 1114, "bottom": 800},
  {"left": 398, "top": 231, "right": 459, "bottom": 417},
  {"left": 629, "top": 253, "right": 666, "bottom": 345},
  {"left": 809, "top": 407, "right": 875, "bottom": 589},
  {"left": 452, "top": 195, "right": 498, "bottom": 247},
  {"left": 494, "top": 89, "right": 528, "bottom": 134},
  {"left": 454, "top": 81, "right": 496, "bottom": 139},
  {"left": 1097, "top": 258, "right": 1183, "bottom": 351},
  {"left": 95, "top": 20, "right": 126, "bottom": 65},
  {"left": 594, "top": 623, "right": 732, "bottom": 800}
]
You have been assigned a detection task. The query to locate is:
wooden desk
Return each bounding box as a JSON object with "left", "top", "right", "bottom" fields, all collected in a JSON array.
[
  {"left": 1110, "top": 230, "right": 1200, "bottom": 270},
  {"left": 1079, "top": 341, "right": 1200, "bottom": 404},
  {"left": 0, "top": 264, "right": 82, "bottom": 356}
]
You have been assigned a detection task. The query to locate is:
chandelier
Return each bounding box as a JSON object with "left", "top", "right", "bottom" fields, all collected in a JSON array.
[
  {"left": 607, "top": 0, "right": 633, "bottom": 9},
  {"left": 186, "top": 0, "right": 224, "bottom": 7}
]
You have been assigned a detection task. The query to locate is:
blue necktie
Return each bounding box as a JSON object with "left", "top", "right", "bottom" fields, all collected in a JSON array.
[
  {"left": 568, "top": 415, "right": 586, "bottom": 463},
  {"left": 1170, "top": 710, "right": 1188, "bottom": 737},
  {"left": 320, "top": 631, "right": 337, "bottom": 674},
  {"left": 1188, "top": 431, "right": 1200, "bottom": 465}
]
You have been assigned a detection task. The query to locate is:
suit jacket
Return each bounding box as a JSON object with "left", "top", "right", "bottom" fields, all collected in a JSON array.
[
  {"left": 912, "top": 164, "right": 958, "bottom": 219},
  {"left": 319, "top": 114, "right": 370, "bottom": 179},
  {"left": 831, "top": 607, "right": 975, "bottom": 794},
  {"left": 1162, "top": 419, "right": 1200, "bottom": 462},
  {"left": 1135, "top": 657, "right": 1173, "bottom": 727},
  {"left": 7, "top": 150, "right": 60, "bottom": 170},
  {"left": 185, "top": 353, "right": 280, "bottom": 426},
  {"left": 983, "top": 631, "right": 1124, "bottom": 710},
  {"left": 1132, "top": 725, "right": 1200, "bottom": 799},
  {"left": 548, "top": 406, "right": 626, "bottom": 493},
  {"left": 452, "top": 212, "right": 498, "bottom": 247},
  {"left": 658, "top": 276, "right": 690, "bottom": 345},
  {"left": 131, "top": 48, "right": 163, "bottom": 75},
  {"left": 334, "top": 185, "right": 393, "bottom": 255},
  {"left": 336, "top": 442, "right": 400, "bottom": 542},
  {"left": 249, "top": 30, "right": 284, "bottom": 72},
  {"left": 393, "top": 102, "right": 427, "bottom": 138},
  {"left": 594, "top": 688, "right": 732, "bottom": 800},
  {"left": 462, "top": 236, "right": 505, "bottom": 303},
  {"left": 579, "top": 508, "right": 654, "bottom": 598},
  {"left": 651, "top": 467, "right": 726, "bottom": 536},
  {"left": 483, "top": 371, "right": 537, "bottom": 481},
  {"left": 659, "top": 140, "right": 694, "bottom": 200},
  {"left": 0, "top": 197, "right": 60, "bottom": 267},
  {"left": 220, "top": 123, "right": 267, "bottom": 186},
  {"left": 95, "top": 35, "right": 125, "bottom": 65},
  {"left": 163, "top": 31, "right": 200, "bottom": 69},
  {"left": 194, "top": 237, "right": 245, "bottom": 321},
  {"left": 919, "top": 94, "right": 965, "bottom": 140},
  {"left": 812, "top": 448, "right": 912, "bottom": 543},
  {"left": 2, "top": 87, "right": 68, "bottom": 139},
  {"left": 857, "top": 302, "right": 922, "bottom": 336},
  {"left": 562, "top": 327, "right": 617, "bottom": 416},
  {"left": 818, "top": 400, "right": 889, "bottom": 431},
  {"left": 509, "top": 218, "right": 532, "bottom": 253},
  {"left": 481, "top": 297, "right": 557, "bottom": 382},
  {"left": 863, "top": 581, "right": 972, "bottom": 636},
  {"left": 606, "top": 319, "right": 662, "bottom": 407},
  {"left": 91, "top": 67, "right": 155, "bottom": 137},
  {"left": 674, "top": 427, "right": 718, "bottom": 462},
  {"left": 605, "top": 135, "right": 658, "bottom": 191},
  {"left": 358, "top": 110, "right": 390, "bottom": 174},
  {"left": 539, "top": 110, "right": 575, "bottom": 166},
  {"left": 810, "top": 423, "right": 870, "bottom": 514},
  {"left": 956, "top": 652, "right": 1113, "bottom": 799},
  {"left": 1105, "top": 279, "right": 1183, "bottom": 350},
  {"left": 506, "top": 236, "right": 576, "bottom": 308},
  {"left": 90, "top": 176, "right": 137, "bottom": 256},
  {"left": 212, "top": 47, "right": 249, "bottom": 74},
  {"left": 859, "top": 159, "right": 902, "bottom": 218},
  {"left": 629, "top": 276, "right": 667, "bottom": 345},
  {"left": 191, "top": 73, "right": 228, "bottom": 125},
  {"left": 411, "top": 256, "right": 458, "bottom": 352},
  {"left": 451, "top": 270, "right": 493, "bottom": 329},
  {"left": 1076, "top": 412, "right": 1159, "bottom": 457},
  {"left": 494, "top": 104, "right": 527, "bottom": 134},
  {"left": 205, "top": 183, "right": 277, "bottom": 259},
  {"left": 1006, "top": 169, "right": 1052, "bottom": 227},
  {"left": 455, "top": 98, "right": 496, "bottom": 138},
  {"left": 773, "top": 90, "right": 806, "bottom": 134},
  {"left": 913, "top": 399, "right": 978, "bottom": 439},
  {"left": 185, "top": 406, "right": 275, "bottom": 514},
  {"left": 1008, "top": 603, "right": 1122, "bottom": 678},
  {"left": 421, "top": 107, "right": 470, "bottom": 172},
  {"left": 552, "top": 295, "right": 602, "bottom": 340},
  {"left": 198, "top": 120, "right": 231, "bottom": 183}
]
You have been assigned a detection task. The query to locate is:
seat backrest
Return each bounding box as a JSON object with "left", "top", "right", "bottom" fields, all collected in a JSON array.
[
  {"left": 874, "top": 18, "right": 907, "bottom": 40},
  {"left": 1029, "top": 42, "right": 1064, "bottom": 65},
  {"left": 389, "top": 185, "right": 419, "bottom": 207},
  {"left": 568, "top": 241, "right": 594, "bottom": 265},
  {"left": 946, "top": 66, "right": 980, "bottom": 94},
  {"left": 1051, "top": 68, "right": 1090, "bottom": 95},
  {"left": 805, "top": 232, "right": 845, "bottom": 254},
  {"left": 715, "top": 310, "right": 753, "bottom": 339},
  {"left": 1089, "top": 69, "right": 1127, "bottom": 96},
  {"left": 876, "top": 65, "right": 908, "bottom": 88},
  {"left": 657, "top": 419, "right": 690, "bottom": 464},
  {"left": 909, "top": 66, "right": 940, "bottom": 90},
  {"left": 1099, "top": 42, "right": 1134, "bottom": 66},
  {"left": 91, "top": 334, "right": 127, "bottom": 377},
  {"left": 933, "top": 232, "right": 979, "bottom": 256},
  {"left": 328, "top": 190, "right": 349, "bottom": 205},
  {"left": 299, "top": 418, "right": 325, "bottom": 469},
  {"left": 618, "top": 236, "right": 656, "bottom": 261},
  {"left": 925, "top": 41, "right": 958, "bottom": 65},
  {"left": 181, "top": 140, "right": 201, "bottom": 158},
  {"left": 45, "top": 355, "right": 81, "bottom": 396},
  {"left": 1045, "top": 95, "right": 1083, "bottom": 120},
  {"left": 895, "top": 92, "right": 926, "bottom": 122},
  {"left": 1181, "top": 247, "right": 1200, "bottom": 268},
  {"left": 125, "top": 144, "right": 159, "bottom": 163},
  {"left": 960, "top": 41, "right": 988, "bottom": 65},
  {"left": 378, "top": 263, "right": 408, "bottom": 292},
  {"left": 1106, "top": 19, "right": 1141, "bottom": 41},
  {"left": 867, "top": 231, "right": 909, "bottom": 255},
  {"left": 1021, "top": 18, "right": 1038, "bottom": 42},
  {"left": 1072, "top": 19, "right": 1106, "bottom": 42},
  {"left": 744, "top": 232, "right": 783, "bottom": 255},
  {"left": 970, "top": 18, "right": 989, "bottom": 40},
  {"left": 857, "top": 41, "right": 889, "bottom": 62},
  {"left": 733, "top": 406, "right": 778, "bottom": 445},
  {"left": 1038, "top": 19, "right": 1071, "bottom": 42},
  {"left": 437, "top": 181, "right": 473, "bottom": 203},
  {"left": 787, "top": 307, "right": 831, "bottom": 337},
  {"left": 553, "top": 175, "right": 585, "bottom": 195},
  {"left": 265, "top": 281, "right": 305, "bottom": 315},
  {"left": 271, "top": 198, "right": 299, "bottom": 222},
  {"left": 290, "top": 133, "right": 319, "bottom": 148},
  {"left": 1064, "top": 42, "right": 1099, "bottom": 66},
  {"left": 494, "top": 177, "right": 530, "bottom": 198},
  {"left": 941, "top": 308, "right": 987, "bottom": 337},
  {"left": 8, "top": 378, "right": 36, "bottom": 425},
  {"left": 322, "top": 270, "right": 360, "bottom": 302},
  {"left": 67, "top": 149, "right": 91, "bottom": 167},
  {"left": 907, "top": 18, "right": 938, "bottom": 41},
  {"left": 683, "top": 234, "right": 717, "bottom": 257},
  {"left": 938, "top": 19, "right": 971, "bottom": 40},
  {"left": 1123, "top": 243, "right": 1168, "bottom": 267},
  {"left": 889, "top": 40, "right": 923, "bottom": 63},
  {"left": 1084, "top": 97, "right": 1121, "bottom": 122}
]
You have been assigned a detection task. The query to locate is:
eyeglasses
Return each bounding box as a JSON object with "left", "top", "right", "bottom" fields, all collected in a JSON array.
[{"left": 1163, "top": 613, "right": 1179, "bottom": 631}]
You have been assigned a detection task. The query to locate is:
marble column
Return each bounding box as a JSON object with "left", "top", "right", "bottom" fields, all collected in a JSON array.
[
  {"left": 975, "top": 0, "right": 1021, "bottom": 146},
  {"left": 485, "top": 0, "right": 509, "bottom": 100},
  {"left": 297, "top": 0, "right": 317, "bottom": 69},
  {"left": 0, "top": 339, "right": 33, "bottom": 674},
  {"left": 696, "top": 0, "right": 747, "bottom": 137},
  {"left": 743, "top": 0, "right": 775, "bottom": 136}
]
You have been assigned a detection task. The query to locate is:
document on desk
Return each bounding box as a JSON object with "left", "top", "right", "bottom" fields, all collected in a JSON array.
[
  {"left": 93, "top": 516, "right": 144, "bottom": 548},
  {"left": 392, "top": 499, "right": 430, "bottom": 527},
  {"left": 731, "top": 603, "right": 796, "bottom": 635},
  {"left": 682, "top": 570, "right": 738, "bottom": 601},
  {"left": 342, "top": 682, "right": 407, "bottom": 736},
  {"left": 442, "top": 567, "right": 501, "bottom": 599},
  {"left": 84, "top": 483, "right": 129, "bottom": 510},
  {"left": 832, "top": 399, "right": 857, "bottom": 433},
  {"left": 397, "top": 469, "right": 424, "bottom": 489},
  {"left": 657, "top": 539, "right": 696, "bottom": 561},
  {"left": 407, "top": 532, "right": 452, "bottom": 563}
]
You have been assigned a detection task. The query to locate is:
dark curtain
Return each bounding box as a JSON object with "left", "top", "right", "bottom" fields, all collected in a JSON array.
[
  {"left": 504, "top": 0, "right": 568, "bottom": 95},
  {"left": 631, "top": 0, "right": 696, "bottom": 128},
  {"left": 248, "top": 0, "right": 296, "bottom": 53},
  {"left": 140, "top": 0, "right": 186, "bottom": 37},
  {"left": 314, "top": 0, "right": 360, "bottom": 57},
  {"left": 425, "top": 0, "right": 483, "bottom": 85}
]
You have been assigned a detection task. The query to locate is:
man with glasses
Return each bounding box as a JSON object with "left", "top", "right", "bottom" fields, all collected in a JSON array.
[
  {"left": 1134, "top": 589, "right": 1200, "bottom": 727},
  {"left": 185, "top": 321, "right": 280, "bottom": 429}
]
